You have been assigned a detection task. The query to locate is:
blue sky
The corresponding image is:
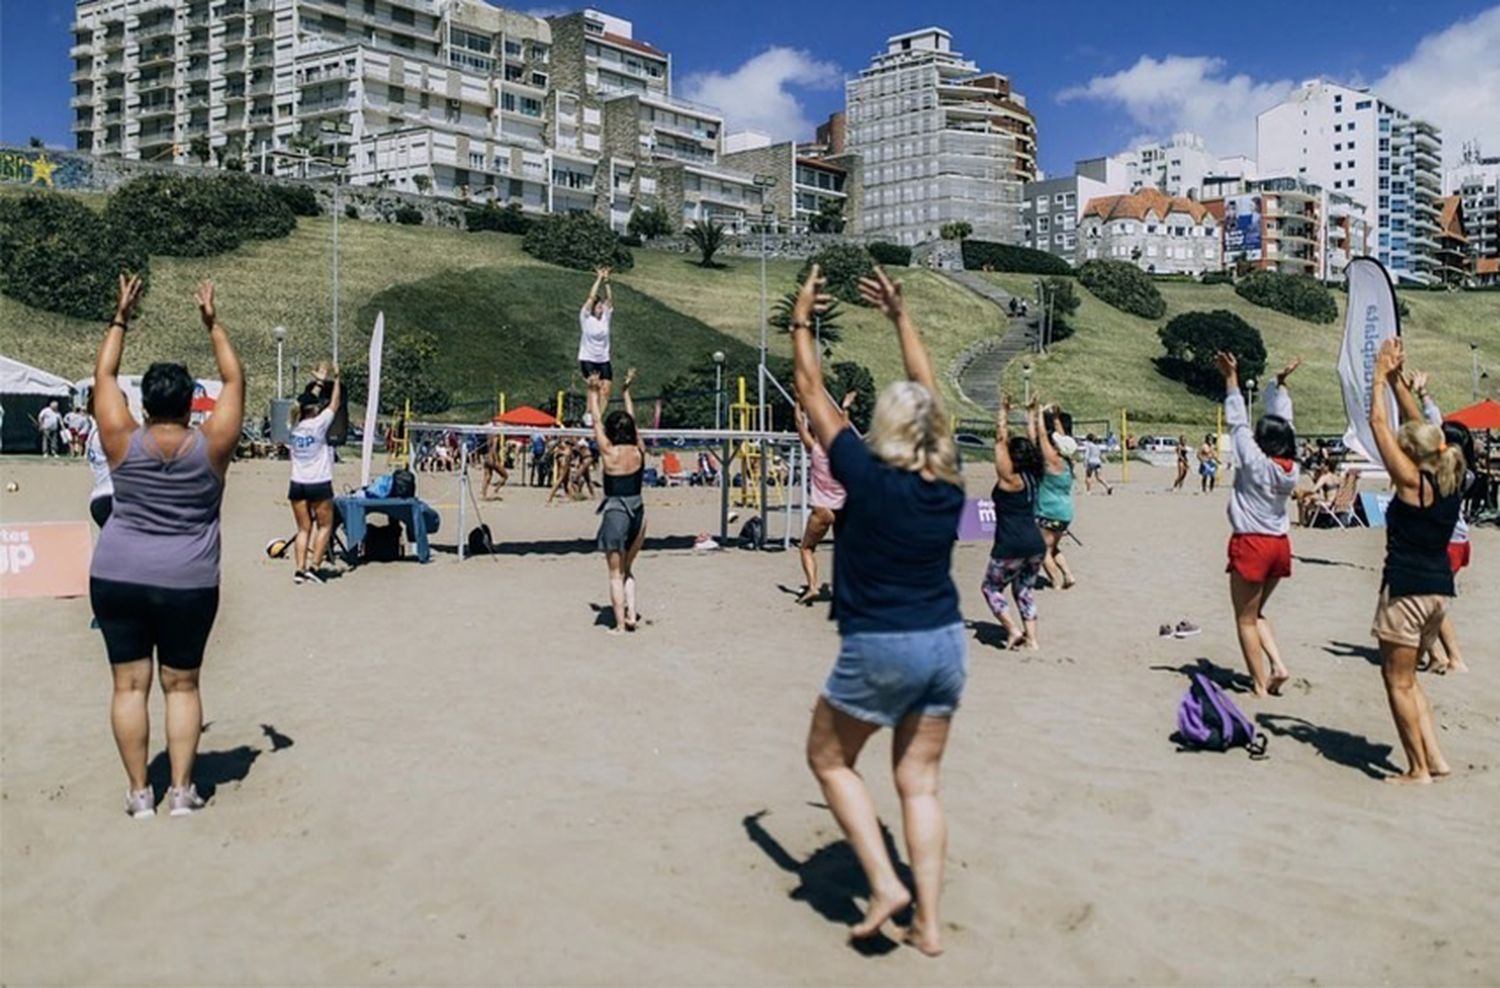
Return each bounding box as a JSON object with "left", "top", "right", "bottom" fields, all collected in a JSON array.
[{"left": 5, "top": 0, "right": 1497, "bottom": 172}]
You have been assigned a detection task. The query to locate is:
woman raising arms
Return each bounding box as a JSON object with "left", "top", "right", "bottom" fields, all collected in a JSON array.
[
  {"left": 589, "top": 368, "right": 646, "bottom": 634},
  {"left": 792, "top": 390, "right": 856, "bottom": 605},
  {"left": 792, "top": 264, "right": 967, "bottom": 956}
]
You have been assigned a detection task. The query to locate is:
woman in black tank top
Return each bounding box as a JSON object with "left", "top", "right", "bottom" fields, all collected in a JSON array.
[
  {"left": 1368, "top": 339, "right": 1466, "bottom": 785},
  {"left": 588, "top": 370, "right": 646, "bottom": 634}
]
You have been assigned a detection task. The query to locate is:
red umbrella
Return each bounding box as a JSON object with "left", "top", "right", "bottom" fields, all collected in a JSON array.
[
  {"left": 1446, "top": 399, "right": 1500, "bottom": 431},
  {"left": 191, "top": 395, "right": 216, "bottom": 412},
  {"left": 494, "top": 405, "right": 559, "bottom": 428}
]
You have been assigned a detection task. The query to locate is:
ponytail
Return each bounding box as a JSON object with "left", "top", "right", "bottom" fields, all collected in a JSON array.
[{"left": 1434, "top": 444, "right": 1465, "bottom": 498}]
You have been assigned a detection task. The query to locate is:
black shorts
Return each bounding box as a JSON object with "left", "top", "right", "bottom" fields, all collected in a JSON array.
[
  {"left": 288, "top": 480, "right": 335, "bottom": 502},
  {"left": 579, "top": 360, "right": 613, "bottom": 382},
  {"left": 89, "top": 495, "right": 113, "bottom": 529},
  {"left": 90, "top": 577, "right": 220, "bottom": 670}
]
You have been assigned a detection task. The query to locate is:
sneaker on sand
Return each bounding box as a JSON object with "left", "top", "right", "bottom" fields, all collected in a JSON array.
[
  {"left": 167, "top": 784, "right": 205, "bottom": 817},
  {"left": 293, "top": 570, "right": 306, "bottom": 585},
  {"left": 1173, "top": 621, "right": 1203, "bottom": 639},
  {"left": 693, "top": 536, "right": 721, "bottom": 551},
  {"left": 302, "top": 569, "right": 326, "bottom": 585},
  {"left": 125, "top": 786, "right": 155, "bottom": 819},
  {"left": 1158, "top": 623, "right": 1175, "bottom": 638}
]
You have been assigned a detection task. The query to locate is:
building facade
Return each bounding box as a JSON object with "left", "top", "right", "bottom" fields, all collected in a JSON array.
[
  {"left": 69, "top": 2, "right": 763, "bottom": 230},
  {"left": 1110, "top": 132, "right": 1253, "bottom": 199},
  {"left": 1444, "top": 143, "right": 1499, "bottom": 272},
  {"left": 1077, "top": 187, "right": 1220, "bottom": 276},
  {"left": 1022, "top": 156, "right": 1129, "bottom": 266},
  {"left": 721, "top": 137, "right": 862, "bottom": 234},
  {"left": 845, "top": 27, "right": 1033, "bottom": 246},
  {"left": 1257, "top": 79, "right": 1444, "bottom": 284},
  {"left": 1202, "top": 175, "right": 1370, "bottom": 282}
]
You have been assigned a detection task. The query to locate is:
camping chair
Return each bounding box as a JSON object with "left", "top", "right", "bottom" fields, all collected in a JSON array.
[
  {"left": 1309, "top": 471, "right": 1362, "bottom": 529},
  {"left": 661, "top": 452, "right": 688, "bottom": 486}
]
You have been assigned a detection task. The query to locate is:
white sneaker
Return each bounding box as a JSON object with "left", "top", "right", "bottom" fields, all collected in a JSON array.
[
  {"left": 125, "top": 786, "right": 155, "bottom": 819},
  {"left": 167, "top": 784, "right": 205, "bottom": 817}
]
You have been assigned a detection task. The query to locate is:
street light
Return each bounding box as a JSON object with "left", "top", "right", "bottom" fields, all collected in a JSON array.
[
  {"left": 1246, "top": 377, "right": 1258, "bottom": 411},
  {"left": 1473, "top": 343, "right": 1481, "bottom": 402},
  {"left": 273, "top": 324, "right": 287, "bottom": 399},
  {"left": 1022, "top": 364, "right": 1033, "bottom": 406},
  {"left": 754, "top": 174, "right": 778, "bottom": 433},
  {"left": 713, "top": 350, "right": 726, "bottom": 430}
]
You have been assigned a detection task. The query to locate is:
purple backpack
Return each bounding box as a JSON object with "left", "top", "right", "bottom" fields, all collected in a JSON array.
[{"left": 1176, "top": 673, "right": 1267, "bottom": 757}]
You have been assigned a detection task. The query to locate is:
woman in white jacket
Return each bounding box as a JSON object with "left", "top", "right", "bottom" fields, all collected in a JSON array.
[{"left": 1216, "top": 351, "right": 1302, "bottom": 698}]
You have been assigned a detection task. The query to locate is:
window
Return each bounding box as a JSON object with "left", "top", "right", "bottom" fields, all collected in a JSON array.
[
  {"left": 1356, "top": 100, "right": 1371, "bottom": 110},
  {"left": 1334, "top": 143, "right": 1342, "bottom": 151},
  {"left": 388, "top": 84, "right": 405, "bottom": 104},
  {"left": 391, "top": 6, "right": 415, "bottom": 25},
  {"left": 1348, "top": 122, "right": 1356, "bottom": 131},
  {"left": 1334, "top": 161, "right": 1342, "bottom": 170},
  {"left": 1334, "top": 124, "right": 1342, "bottom": 133},
  {"left": 1347, "top": 179, "right": 1355, "bottom": 188},
  {"left": 1348, "top": 141, "right": 1355, "bottom": 149},
  {"left": 1334, "top": 180, "right": 1342, "bottom": 189},
  {"left": 469, "top": 151, "right": 484, "bottom": 169},
  {"left": 1347, "top": 160, "right": 1355, "bottom": 169},
  {"left": 1037, "top": 194, "right": 1049, "bottom": 208},
  {"left": 1037, "top": 215, "right": 1049, "bottom": 233}
]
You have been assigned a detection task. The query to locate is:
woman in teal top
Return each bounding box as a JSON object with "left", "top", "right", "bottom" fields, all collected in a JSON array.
[{"left": 1032, "top": 401, "right": 1077, "bottom": 590}]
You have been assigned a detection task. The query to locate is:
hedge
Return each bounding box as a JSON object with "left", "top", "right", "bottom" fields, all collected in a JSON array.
[
  {"left": 466, "top": 202, "right": 532, "bottom": 235},
  {"left": 1077, "top": 259, "right": 1167, "bottom": 319},
  {"left": 270, "top": 183, "right": 322, "bottom": 217},
  {"left": 867, "top": 242, "right": 912, "bottom": 267},
  {"left": 798, "top": 243, "right": 874, "bottom": 305},
  {"left": 522, "top": 212, "right": 634, "bottom": 271},
  {"left": 394, "top": 204, "right": 424, "bottom": 225},
  {"left": 1156, "top": 309, "right": 1267, "bottom": 397},
  {"left": 961, "top": 239, "right": 1072, "bottom": 275},
  {"left": 1199, "top": 270, "right": 1234, "bottom": 285},
  {"left": 1234, "top": 270, "right": 1338, "bottom": 324},
  {"left": 0, "top": 191, "right": 150, "bottom": 321},
  {"left": 104, "top": 173, "right": 295, "bottom": 257}
]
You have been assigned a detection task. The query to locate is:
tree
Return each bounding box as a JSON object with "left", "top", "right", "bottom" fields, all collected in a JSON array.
[
  {"left": 824, "top": 361, "right": 876, "bottom": 432},
  {"left": 104, "top": 172, "right": 295, "bottom": 257},
  {"left": 343, "top": 330, "right": 450, "bottom": 415},
  {"left": 771, "top": 287, "right": 844, "bottom": 354},
  {"left": 685, "top": 218, "right": 727, "bottom": 268},
  {"left": 1234, "top": 270, "right": 1338, "bottom": 324},
  {"left": 798, "top": 243, "right": 875, "bottom": 305},
  {"left": 522, "top": 211, "right": 634, "bottom": 271},
  {"left": 1156, "top": 309, "right": 1267, "bottom": 398},
  {"left": 412, "top": 173, "right": 432, "bottom": 195},
  {"left": 940, "top": 220, "right": 973, "bottom": 241},
  {"left": 808, "top": 199, "right": 845, "bottom": 234},
  {"left": 466, "top": 201, "right": 532, "bottom": 234},
  {"left": 190, "top": 135, "right": 212, "bottom": 165},
  {"left": 626, "top": 203, "right": 672, "bottom": 240},
  {"left": 0, "top": 191, "right": 150, "bottom": 320},
  {"left": 1077, "top": 259, "right": 1167, "bottom": 319}
]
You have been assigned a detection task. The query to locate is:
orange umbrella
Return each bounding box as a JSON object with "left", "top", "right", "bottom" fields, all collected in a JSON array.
[
  {"left": 494, "top": 405, "right": 559, "bottom": 428},
  {"left": 1446, "top": 399, "right": 1500, "bottom": 431}
]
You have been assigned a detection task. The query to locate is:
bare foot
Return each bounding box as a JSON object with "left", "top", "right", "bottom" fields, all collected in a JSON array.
[
  {"left": 902, "top": 922, "right": 944, "bottom": 957},
  {"left": 794, "top": 586, "right": 815, "bottom": 606},
  {"left": 1249, "top": 685, "right": 1270, "bottom": 700},
  {"left": 1431, "top": 760, "right": 1453, "bottom": 778},
  {"left": 1061, "top": 578, "right": 1076, "bottom": 590},
  {"left": 607, "top": 626, "right": 625, "bottom": 637},
  {"left": 850, "top": 884, "right": 911, "bottom": 941},
  {"left": 1447, "top": 660, "right": 1469, "bottom": 674},
  {"left": 1383, "top": 770, "right": 1433, "bottom": 785},
  {"left": 1268, "top": 668, "right": 1290, "bottom": 696},
  {"left": 1007, "top": 634, "right": 1029, "bottom": 651}
]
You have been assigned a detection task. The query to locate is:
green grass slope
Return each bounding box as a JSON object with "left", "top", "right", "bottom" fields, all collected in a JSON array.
[{"left": 985, "top": 272, "right": 1499, "bottom": 434}]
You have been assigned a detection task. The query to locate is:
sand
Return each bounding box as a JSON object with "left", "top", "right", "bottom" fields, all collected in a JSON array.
[{"left": 2, "top": 453, "right": 1498, "bottom": 986}]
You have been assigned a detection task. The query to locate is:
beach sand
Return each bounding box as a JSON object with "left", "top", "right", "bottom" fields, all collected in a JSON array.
[{"left": 2, "top": 454, "right": 1497, "bottom": 985}]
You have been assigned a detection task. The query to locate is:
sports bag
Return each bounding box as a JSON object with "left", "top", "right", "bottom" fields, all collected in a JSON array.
[
  {"left": 1175, "top": 672, "right": 1267, "bottom": 757},
  {"left": 390, "top": 468, "right": 417, "bottom": 499}
]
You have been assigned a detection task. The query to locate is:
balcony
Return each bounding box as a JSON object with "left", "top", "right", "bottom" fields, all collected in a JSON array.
[
  {"left": 138, "top": 100, "right": 176, "bottom": 120},
  {"left": 137, "top": 75, "right": 176, "bottom": 95},
  {"left": 72, "top": 64, "right": 95, "bottom": 82},
  {"left": 185, "top": 66, "right": 210, "bottom": 83},
  {"left": 138, "top": 43, "right": 176, "bottom": 67},
  {"left": 248, "top": 77, "right": 275, "bottom": 95},
  {"left": 136, "top": 18, "right": 175, "bottom": 41},
  {"left": 70, "top": 94, "right": 94, "bottom": 108},
  {"left": 71, "top": 41, "right": 94, "bottom": 58},
  {"left": 249, "top": 107, "right": 275, "bottom": 123}
]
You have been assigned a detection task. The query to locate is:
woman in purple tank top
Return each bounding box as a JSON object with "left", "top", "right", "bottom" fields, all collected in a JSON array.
[{"left": 90, "top": 274, "right": 245, "bottom": 819}]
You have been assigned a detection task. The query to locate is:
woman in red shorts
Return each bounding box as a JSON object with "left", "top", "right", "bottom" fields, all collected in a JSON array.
[{"left": 1216, "top": 351, "right": 1302, "bottom": 698}]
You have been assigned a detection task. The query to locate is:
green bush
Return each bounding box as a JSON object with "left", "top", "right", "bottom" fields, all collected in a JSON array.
[
  {"left": 394, "top": 204, "right": 424, "bottom": 226},
  {"left": 341, "top": 330, "right": 450, "bottom": 415},
  {"left": 867, "top": 242, "right": 912, "bottom": 267},
  {"left": 1040, "top": 276, "right": 1079, "bottom": 344},
  {"left": 522, "top": 211, "right": 634, "bottom": 271},
  {"left": 1156, "top": 309, "right": 1267, "bottom": 397},
  {"left": 1234, "top": 270, "right": 1338, "bottom": 323},
  {"left": 344, "top": 204, "right": 359, "bottom": 220},
  {"left": 1200, "top": 270, "right": 1234, "bottom": 285},
  {"left": 104, "top": 173, "right": 295, "bottom": 257},
  {"left": 626, "top": 203, "right": 672, "bottom": 240},
  {"left": 271, "top": 183, "right": 322, "bottom": 217},
  {"left": 940, "top": 221, "right": 973, "bottom": 241},
  {"left": 798, "top": 243, "right": 874, "bottom": 305},
  {"left": 961, "top": 239, "right": 1072, "bottom": 275},
  {"left": 0, "top": 191, "right": 149, "bottom": 321},
  {"left": 1077, "top": 259, "right": 1167, "bottom": 319},
  {"left": 466, "top": 202, "right": 532, "bottom": 234}
]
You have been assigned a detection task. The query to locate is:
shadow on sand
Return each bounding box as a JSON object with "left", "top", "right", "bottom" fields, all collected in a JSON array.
[
  {"left": 1323, "top": 640, "right": 1384, "bottom": 666},
  {"left": 1255, "top": 714, "right": 1400, "bottom": 779},
  {"left": 1150, "top": 656, "right": 1256, "bottom": 694},
  {"left": 742, "top": 809, "right": 913, "bottom": 957}
]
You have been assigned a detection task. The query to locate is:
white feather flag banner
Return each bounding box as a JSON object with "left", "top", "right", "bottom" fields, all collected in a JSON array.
[
  {"left": 359, "top": 311, "right": 385, "bottom": 488},
  {"left": 1338, "top": 258, "right": 1399, "bottom": 466}
]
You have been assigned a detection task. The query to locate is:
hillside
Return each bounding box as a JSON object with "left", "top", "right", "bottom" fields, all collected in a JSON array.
[
  {"left": 982, "top": 272, "right": 1499, "bottom": 435},
  {"left": 0, "top": 203, "right": 1005, "bottom": 421}
]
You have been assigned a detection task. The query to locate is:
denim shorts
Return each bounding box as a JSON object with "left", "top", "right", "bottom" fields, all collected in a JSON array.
[{"left": 822, "top": 622, "right": 968, "bottom": 728}]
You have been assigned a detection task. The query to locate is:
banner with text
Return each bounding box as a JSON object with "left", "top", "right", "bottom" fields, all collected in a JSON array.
[
  {"left": 0, "top": 522, "right": 92, "bottom": 600},
  {"left": 1338, "top": 257, "right": 1400, "bottom": 465}
]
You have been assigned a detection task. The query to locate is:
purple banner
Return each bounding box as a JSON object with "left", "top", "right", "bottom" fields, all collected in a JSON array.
[{"left": 957, "top": 498, "right": 996, "bottom": 541}]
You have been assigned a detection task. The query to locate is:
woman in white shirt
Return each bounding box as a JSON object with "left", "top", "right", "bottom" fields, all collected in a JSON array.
[
  {"left": 85, "top": 397, "right": 114, "bottom": 527},
  {"left": 287, "top": 372, "right": 341, "bottom": 584},
  {"left": 578, "top": 266, "right": 614, "bottom": 395}
]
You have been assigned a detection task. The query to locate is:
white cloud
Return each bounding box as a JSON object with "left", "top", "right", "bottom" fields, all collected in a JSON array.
[
  {"left": 678, "top": 47, "right": 842, "bottom": 142},
  {"left": 1375, "top": 5, "right": 1500, "bottom": 168},
  {"left": 1057, "top": 55, "right": 1293, "bottom": 157},
  {"left": 523, "top": 6, "right": 569, "bottom": 17}
]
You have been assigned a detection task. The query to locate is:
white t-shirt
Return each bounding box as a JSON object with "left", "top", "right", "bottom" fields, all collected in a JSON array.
[
  {"left": 578, "top": 304, "right": 613, "bottom": 363},
  {"left": 1083, "top": 440, "right": 1103, "bottom": 467},
  {"left": 289, "top": 409, "right": 335, "bottom": 484},
  {"left": 38, "top": 407, "right": 61, "bottom": 432},
  {"left": 64, "top": 410, "right": 89, "bottom": 435},
  {"left": 86, "top": 425, "right": 113, "bottom": 501}
]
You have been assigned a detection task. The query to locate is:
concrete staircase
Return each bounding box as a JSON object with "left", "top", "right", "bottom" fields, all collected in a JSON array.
[{"left": 944, "top": 270, "right": 1038, "bottom": 414}]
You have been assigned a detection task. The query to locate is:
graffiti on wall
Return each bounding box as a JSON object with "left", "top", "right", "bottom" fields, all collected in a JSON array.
[{"left": 0, "top": 150, "right": 93, "bottom": 190}]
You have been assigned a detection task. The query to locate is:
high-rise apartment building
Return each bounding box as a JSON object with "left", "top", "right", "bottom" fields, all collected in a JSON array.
[
  {"left": 1257, "top": 80, "right": 1444, "bottom": 283},
  {"left": 845, "top": 28, "right": 1034, "bottom": 245},
  {"left": 1109, "top": 132, "right": 1254, "bottom": 199},
  {"left": 68, "top": 2, "right": 763, "bottom": 230},
  {"left": 1445, "top": 142, "right": 1499, "bottom": 275},
  {"left": 1022, "top": 156, "right": 1130, "bottom": 266},
  {"left": 721, "top": 134, "right": 862, "bottom": 234}
]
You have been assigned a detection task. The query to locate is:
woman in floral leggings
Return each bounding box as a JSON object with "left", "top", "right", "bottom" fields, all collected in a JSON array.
[{"left": 983, "top": 395, "right": 1046, "bottom": 649}]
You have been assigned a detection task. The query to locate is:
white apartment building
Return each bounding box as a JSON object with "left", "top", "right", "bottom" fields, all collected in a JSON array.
[
  {"left": 1077, "top": 187, "right": 1220, "bottom": 276},
  {"left": 1111, "top": 132, "right": 1254, "bottom": 199},
  {"left": 845, "top": 27, "right": 1032, "bottom": 246},
  {"left": 1023, "top": 155, "right": 1130, "bottom": 266},
  {"left": 1257, "top": 79, "right": 1444, "bottom": 284},
  {"left": 1202, "top": 175, "right": 1371, "bottom": 281},
  {"left": 1445, "top": 142, "right": 1499, "bottom": 272}
]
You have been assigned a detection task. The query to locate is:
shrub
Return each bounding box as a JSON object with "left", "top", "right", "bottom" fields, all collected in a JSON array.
[
  {"left": 867, "top": 242, "right": 912, "bottom": 267},
  {"left": 1077, "top": 259, "right": 1167, "bottom": 319},
  {"left": 104, "top": 173, "right": 295, "bottom": 257},
  {"left": 394, "top": 204, "right": 424, "bottom": 225},
  {"left": 1234, "top": 270, "right": 1338, "bottom": 323},
  {"left": 466, "top": 201, "right": 532, "bottom": 235},
  {"left": 522, "top": 212, "right": 634, "bottom": 271},
  {"left": 808, "top": 200, "right": 846, "bottom": 234},
  {"left": 1156, "top": 309, "right": 1267, "bottom": 397},
  {"left": 940, "top": 221, "right": 973, "bottom": 241},
  {"left": 685, "top": 219, "right": 728, "bottom": 268},
  {"left": 1200, "top": 270, "right": 1234, "bottom": 285},
  {"left": 798, "top": 243, "right": 874, "bottom": 305},
  {"left": 960, "top": 239, "right": 1072, "bottom": 275},
  {"left": 342, "top": 330, "right": 450, "bottom": 415},
  {"left": 271, "top": 183, "right": 322, "bottom": 217},
  {"left": 1039, "top": 276, "right": 1079, "bottom": 344},
  {"left": 344, "top": 204, "right": 359, "bottom": 220},
  {"left": 771, "top": 286, "right": 844, "bottom": 352},
  {"left": 0, "top": 192, "right": 149, "bottom": 321},
  {"left": 825, "top": 361, "right": 877, "bottom": 432},
  {"left": 626, "top": 203, "right": 672, "bottom": 240}
]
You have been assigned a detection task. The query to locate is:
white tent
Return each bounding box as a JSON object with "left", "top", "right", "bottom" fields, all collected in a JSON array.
[
  {"left": 1, "top": 355, "right": 75, "bottom": 453},
  {"left": 0, "top": 355, "right": 73, "bottom": 397}
]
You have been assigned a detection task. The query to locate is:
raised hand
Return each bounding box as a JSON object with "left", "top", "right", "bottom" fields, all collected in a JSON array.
[
  {"left": 622, "top": 367, "right": 637, "bottom": 390},
  {"left": 1277, "top": 355, "right": 1303, "bottom": 384},
  {"left": 793, "top": 264, "right": 834, "bottom": 327},
  {"left": 115, "top": 272, "right": 144, "bottom": 322},
  {"left": 857, "top": 266, "right": 904, "bottom": 320},
  {"left": 1214, "top": 350, "right": 1238, "bottom": 380},
  {"left": 594, "top": 266, "right": 611, "bottom": 280},
  {"left": 1410, "top": 369, "right": 1429, "bottom": 394},
  {"left": 1375, "top": 337, "right": 1404, "bottom": 377},
  {"left": 193, "top": 280, "right": 217, "bottom": 329},
  {"left": 840, "top": 390, "right": 858, "bottom": 411}
]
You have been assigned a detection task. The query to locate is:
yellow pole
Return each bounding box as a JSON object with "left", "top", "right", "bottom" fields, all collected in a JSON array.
[
  {"left": 499, "top": 391, "right": 506, "bottom": 418},
  {"left": 1121, "top": 409, "right": 1129, "bottom": 483},
  {"left": 738, "top": 375, "right": 747, "bottom": 407},
  {"left": 555, "top": 389, "right": 564, "bottom": 423},
  {"left": 403, "top": 398, "right": 412, "bottom": 468}
]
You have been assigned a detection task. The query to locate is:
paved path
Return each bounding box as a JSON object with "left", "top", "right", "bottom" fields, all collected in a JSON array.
[{"left": 945, "top": 270, "right": 1037, "bottom": 413}]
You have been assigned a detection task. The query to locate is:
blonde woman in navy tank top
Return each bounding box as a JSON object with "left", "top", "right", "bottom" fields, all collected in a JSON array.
[{"left": 90, "top": 275, "right": 245, "bottom": 819}]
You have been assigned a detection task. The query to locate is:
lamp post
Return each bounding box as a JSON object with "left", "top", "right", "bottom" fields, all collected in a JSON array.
[
  {"left": 713, "top": 350, "right": 725, "bottom": 430},
  {"left": 753, "top": 174, "right": 778, "bottom": 433},
  {"left": 1246, "top": 377, "right": 1258, "bottom": 412},
  {"left": 270, "top": 146, "right": 346, "bottom": 364},
  {"left": 273, "top": 324, "right": 287, "bottom": 399},
  {"left": 1022, "top": 364, "right": 1033, "bottom": 406},
  {"left": 1473, "top": 343, "right": 1481, "bottom": 402}
]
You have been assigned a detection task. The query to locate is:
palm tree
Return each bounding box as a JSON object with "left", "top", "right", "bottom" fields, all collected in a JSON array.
[
  {"left": 685, "top": 218, "right": 727, "bottom": 268},
  {"left": 771, "top": 288, "right": 844, "bottom": 355}
]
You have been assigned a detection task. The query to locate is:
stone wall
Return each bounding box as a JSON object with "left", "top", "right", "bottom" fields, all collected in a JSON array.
[{"left": 640, "top": 231, "right": 875, "bottom": 261}]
